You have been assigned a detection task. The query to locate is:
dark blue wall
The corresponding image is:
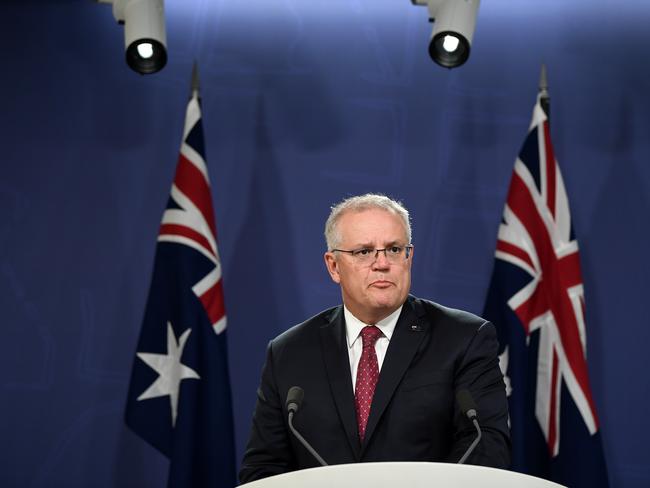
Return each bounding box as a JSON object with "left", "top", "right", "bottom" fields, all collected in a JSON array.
[{"left": 2, "top": 1, "right": 649, "bottom": 486}]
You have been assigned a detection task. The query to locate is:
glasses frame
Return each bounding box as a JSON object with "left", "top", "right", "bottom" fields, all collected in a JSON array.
[{"left": 331, "top": 245, "right": 413, "bottom": 263}]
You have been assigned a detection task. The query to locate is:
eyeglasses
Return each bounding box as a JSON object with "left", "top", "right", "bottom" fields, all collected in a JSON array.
[{"left": 332, "top": 245, "right": 413, "bottom": 264}]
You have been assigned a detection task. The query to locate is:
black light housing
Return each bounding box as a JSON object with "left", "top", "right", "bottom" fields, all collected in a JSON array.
[
  {"left": 126, "top": 38, "right": 167, "bottom": 75},
  {"left": 429, "top": 31, "right": 470, "bottom": 68}
]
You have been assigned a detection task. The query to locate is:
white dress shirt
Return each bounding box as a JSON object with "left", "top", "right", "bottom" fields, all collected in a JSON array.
[{"left": 344, "top": 305, "right": 403, "bottom": 393}]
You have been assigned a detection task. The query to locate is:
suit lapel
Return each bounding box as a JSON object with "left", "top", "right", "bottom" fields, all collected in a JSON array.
[
  {"left": 319, "top": 307, "right": 361, "bottom": 460},
  {"left": 362, "top": 297, "right": 429, "bottom": 450}
]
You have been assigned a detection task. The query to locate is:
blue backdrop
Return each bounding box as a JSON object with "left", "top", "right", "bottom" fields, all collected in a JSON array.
[{"left": 2, "top": 0, "right": 649, "bottom": 486}]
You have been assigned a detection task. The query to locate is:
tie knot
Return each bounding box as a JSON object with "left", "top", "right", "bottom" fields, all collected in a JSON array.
[{"left": 360, "top": 325, "right": 382, "bottom": 348}]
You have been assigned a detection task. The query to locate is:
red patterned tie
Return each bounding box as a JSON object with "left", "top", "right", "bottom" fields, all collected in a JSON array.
[{"left": 355, "top": 325, "right": 382, "bottom": 442}]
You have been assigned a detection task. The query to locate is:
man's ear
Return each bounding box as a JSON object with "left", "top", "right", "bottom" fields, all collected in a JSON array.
[{"left": 324, "top": 252, "right": 341, "bottom": 284}]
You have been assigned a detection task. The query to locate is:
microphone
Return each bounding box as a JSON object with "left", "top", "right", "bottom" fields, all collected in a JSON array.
[
  {"left": 456, "top": 389, "right": 482, "bottom": 464},
  {"left": 285, "top": 386, "right": 328, "bottom": 466},
  {"left": 286, "top": 386, "right": 304, "bottom": 414}
]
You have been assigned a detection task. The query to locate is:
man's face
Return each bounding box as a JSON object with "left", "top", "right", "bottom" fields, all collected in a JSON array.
[{"left": 324, "top": 208, "right": 413, "bottom": 325}]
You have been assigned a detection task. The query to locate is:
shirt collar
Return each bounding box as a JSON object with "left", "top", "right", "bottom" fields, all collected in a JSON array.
[{"left": 344, "top": 305, "right": 403, "bottom": 349}]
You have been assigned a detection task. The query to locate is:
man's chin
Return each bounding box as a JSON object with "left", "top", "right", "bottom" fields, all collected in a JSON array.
[{"left": 368, "top": 292, "right": 403, "bottom": 312}]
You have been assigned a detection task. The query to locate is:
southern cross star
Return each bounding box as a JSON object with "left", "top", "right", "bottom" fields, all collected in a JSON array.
[{"left": 136, "top": 322, "right": 200, "bottom": 427}]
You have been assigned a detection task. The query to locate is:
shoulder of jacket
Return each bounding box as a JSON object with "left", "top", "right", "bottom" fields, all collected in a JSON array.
[
  {"left": 410, "top": 295, "right": 491, "bottom": 332},
  {"left": 271, "top": 304, "right": 342, "bottom": 346}
]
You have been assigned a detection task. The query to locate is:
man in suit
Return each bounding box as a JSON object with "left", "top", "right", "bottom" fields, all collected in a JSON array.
[{"left": 239, "top": 194, "right": 510, "bottom": 483}]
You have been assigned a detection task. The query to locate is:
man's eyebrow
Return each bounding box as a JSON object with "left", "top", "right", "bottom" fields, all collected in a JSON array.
[
  {"left": 348, "top": 240, "right": 403, "bottom": 249},
  {"left": 380, "top": 240, "right": 404, "bottom": 248},
  {"left": 349, "top": 242, "right": 374, "bottom": 249}
]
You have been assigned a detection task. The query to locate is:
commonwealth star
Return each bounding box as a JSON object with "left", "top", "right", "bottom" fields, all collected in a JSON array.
[{"left": 136, "top": 322, "right": 200, "bottom": 426}]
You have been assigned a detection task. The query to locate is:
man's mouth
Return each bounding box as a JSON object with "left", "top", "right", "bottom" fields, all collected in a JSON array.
[{"left": 370, "top": 280, "right": 393, "bottom": 288}]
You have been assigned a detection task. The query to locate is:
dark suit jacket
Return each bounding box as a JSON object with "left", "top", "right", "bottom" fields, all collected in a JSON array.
[{"left": 239, "top": 296, "right": 510, "bottom": 483}]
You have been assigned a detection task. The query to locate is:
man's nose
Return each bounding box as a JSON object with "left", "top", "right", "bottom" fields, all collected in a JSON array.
[{"left": 372, "top": 249, "right": 390, "bottom": 268}]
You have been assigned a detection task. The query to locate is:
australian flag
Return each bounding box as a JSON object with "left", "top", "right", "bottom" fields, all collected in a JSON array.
[
  {"left": 125, "top": 78, "right": 236, "bottom": 488},
  {"left": 482, "top": 93, "right": 609, "bottom": 487}
]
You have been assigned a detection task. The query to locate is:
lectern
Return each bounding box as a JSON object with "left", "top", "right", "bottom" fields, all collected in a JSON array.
[{"left": 240, "top": 462, "right": 567, "bottom": 488}]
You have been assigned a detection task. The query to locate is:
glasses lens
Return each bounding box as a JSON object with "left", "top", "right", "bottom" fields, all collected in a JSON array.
[
  {"left": 354, "top": 247, "right": 407, "bottom": 264},
  {"left": 386, "top": 247, "right": 404, "bottom": 262}
]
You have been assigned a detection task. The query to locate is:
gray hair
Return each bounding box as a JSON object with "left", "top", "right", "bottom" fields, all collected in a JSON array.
[{"left": 324, "top": 193, "right": 412, "bottom": 250}]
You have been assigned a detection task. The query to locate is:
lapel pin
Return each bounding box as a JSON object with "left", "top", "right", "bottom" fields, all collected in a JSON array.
[{"left": 410, "top": 324, "right": 423, "bottom": 332}]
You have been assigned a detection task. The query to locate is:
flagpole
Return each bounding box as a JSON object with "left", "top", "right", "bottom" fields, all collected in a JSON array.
[{"left": 539, "top": 63, "right": 550, "bottom": 118}]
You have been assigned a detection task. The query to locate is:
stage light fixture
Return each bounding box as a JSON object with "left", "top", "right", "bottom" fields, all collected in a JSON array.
[
  {"left": 411, "top": 0, "right": 481, "bottom": 68},
  {"left": 99, "top": 0, "right": 167, "bottom": 75}
]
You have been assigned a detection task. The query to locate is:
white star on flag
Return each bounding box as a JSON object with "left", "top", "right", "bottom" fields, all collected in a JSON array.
[
  {"left": 136, "top": 322, "right": 200, "bottom": 427},
  {"left": 498, "top": 345, "right": 512, "bottom": 397}
]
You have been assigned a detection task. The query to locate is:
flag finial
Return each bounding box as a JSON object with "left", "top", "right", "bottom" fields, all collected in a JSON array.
[
  {"left": 539, "top": 63, "right": 550, "bottom": 117},
  {"left": 191, "top": 61, "right": 200, "bottom": 99},
  {"left": 539, "top": 63, "right": 548, "bottom": 97}
]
